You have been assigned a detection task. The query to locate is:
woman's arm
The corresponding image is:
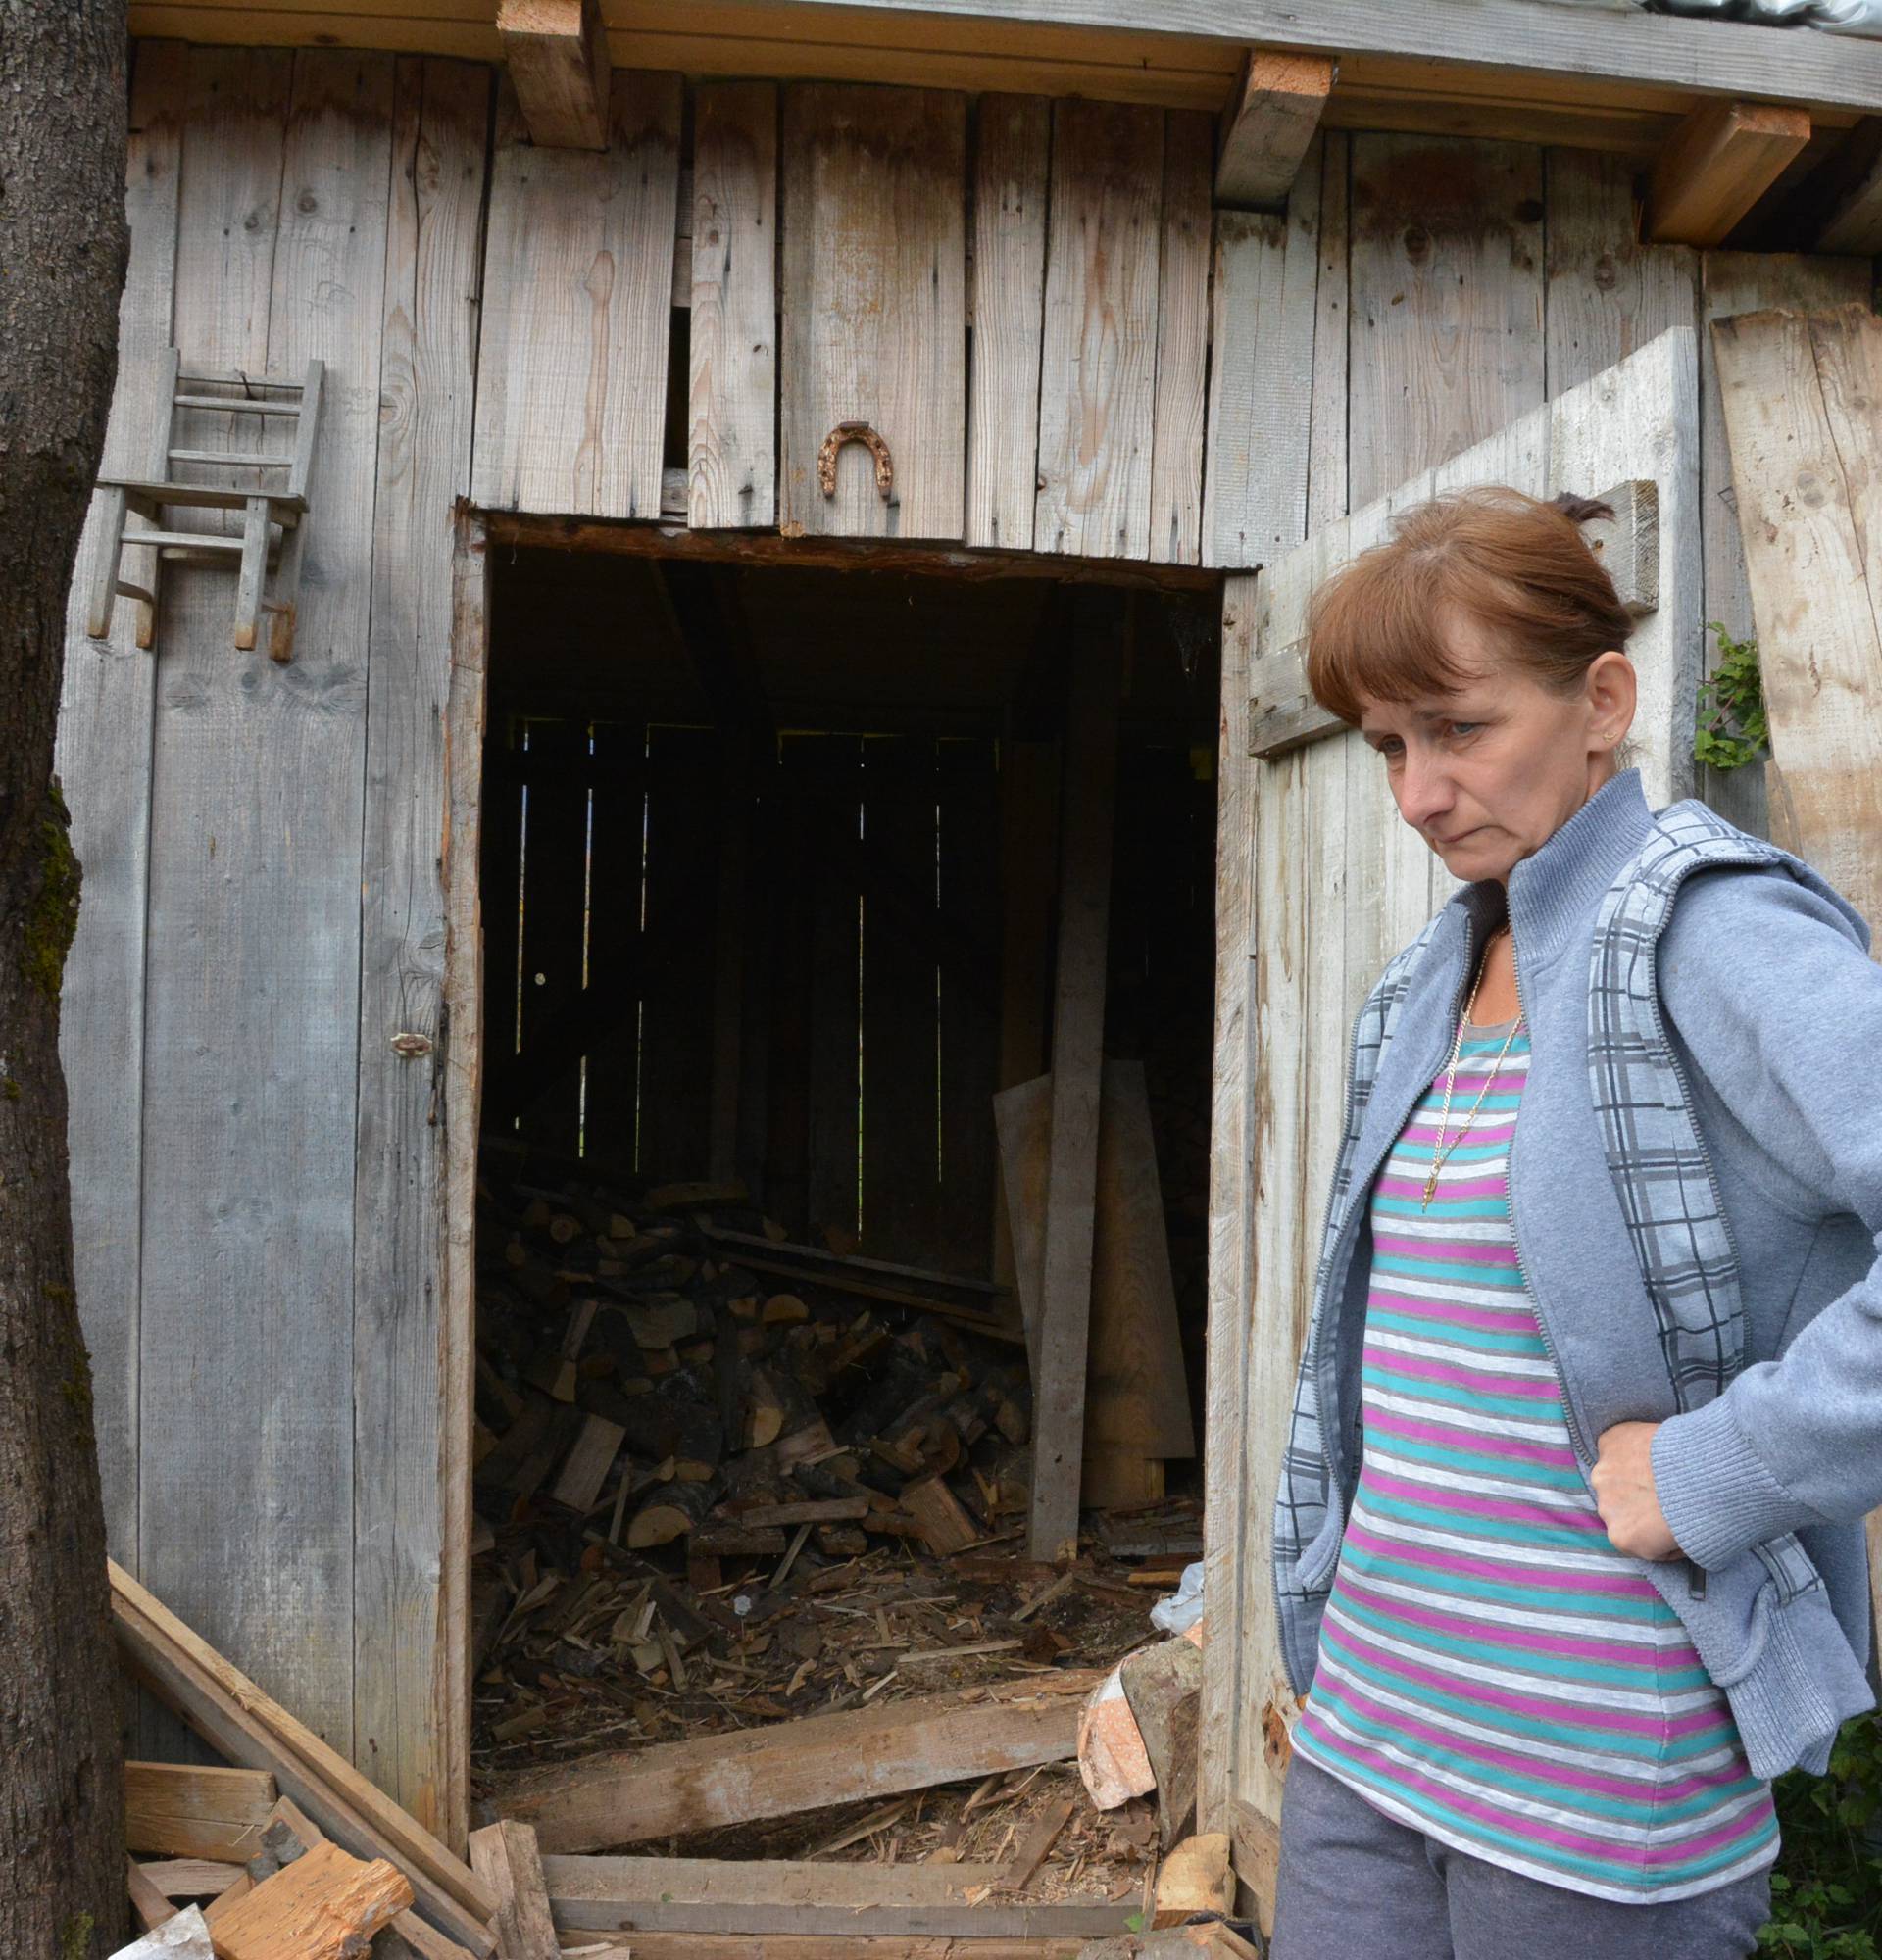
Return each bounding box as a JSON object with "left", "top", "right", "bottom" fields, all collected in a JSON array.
[{"left": 1646, "top": 864, "right": 1882, "bottom": 1572}]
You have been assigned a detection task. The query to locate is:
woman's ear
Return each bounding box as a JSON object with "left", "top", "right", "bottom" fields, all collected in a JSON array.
[{"left": 1585, "top": 649, "right": 1637, "bottom": 750}]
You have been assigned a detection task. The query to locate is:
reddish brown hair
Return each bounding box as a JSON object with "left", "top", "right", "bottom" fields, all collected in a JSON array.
[{"left": 1305, "top": 487, "right": 1634, "bottom": 726}]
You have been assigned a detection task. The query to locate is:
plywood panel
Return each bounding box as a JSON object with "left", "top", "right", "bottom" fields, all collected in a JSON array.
[
  {"left": 59, "top": 39, "right": 185, "bottom": 1583},
  {"left": 472, "top": 68, "right": 681, "bottom": 518},
  {"left": 780, "top": 84, "right": 967, "bottom": 541},
  {"left": 1147, "top": 109, "right": 1212, "bottom": 567},
  {"left": 966, "top": 94, "right": 1049, "bottom": 553},
  {"left": 1034, "top": 101, "right": 1163, "bottom": 562},
  {"left": 689, "top": 81, "right": 777, "bottom": 531},
  {"left": 353, "top": 53, "right": 488, "bottom": 1834},
  {"left": 138, "top": 46, "right": 391, "bottom": 1757}
]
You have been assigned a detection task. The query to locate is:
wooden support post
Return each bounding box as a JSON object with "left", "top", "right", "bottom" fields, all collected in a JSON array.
[
  {"left": 1647, "top": 100, "right": 1810, "bottom": 247},
  {"left": 497, "top": 0, "right": 611, "bottom": 151},
  {"left": 1027, "top": 598, "right": 1123, "bottom": 1563},
  {"left": 1215, "top": 51, "right": 1334, "bottom": 211},
  {"left": 233, "top": 495, "right": 271, "bottom": 652}
]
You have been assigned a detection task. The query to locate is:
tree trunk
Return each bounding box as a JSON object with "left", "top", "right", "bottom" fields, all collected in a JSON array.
[{"left": 0, "top": 5, "right": 131, "bottom": 1955}]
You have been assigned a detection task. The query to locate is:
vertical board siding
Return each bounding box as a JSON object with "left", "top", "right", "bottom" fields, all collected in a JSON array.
[
  {"left": 780, "top": 84, "right": 967, "bottom": 542},
  {"left": 355, "top": 54, "right": 488, "bottom": 1833},
  {"left": 1697, "top": 252, "right": 1871, "bottom": 839},
  {"left": 1034, "top": 100, "right": 1164, "bottom": 562},
  {"left": 689, "top": 81, "right": 778, "bottom": 532},
  {"left": 59, "top": 40, "right": 186, "bottom": 1582},
  {"left": 138, "top": 46, "right": 392, "bottom": 1757},
  {"left": 471, "top": 68, "right": 681, "bottom": 519},
  {"left": 966, "top": 94, "right": 1050, "bottom": 554},
  {"left": 1147, "top": 109, "right": 1213, "bottom": 567}
]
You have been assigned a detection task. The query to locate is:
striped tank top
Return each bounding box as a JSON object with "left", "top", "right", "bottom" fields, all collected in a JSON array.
[{"left": 1291, "top": 1020, "right": 1779, "bottom": 1903}]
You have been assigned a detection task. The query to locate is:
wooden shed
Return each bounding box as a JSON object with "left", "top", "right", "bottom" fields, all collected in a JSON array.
[{"left": 65, "top": 0, "right": 1882, "bottom": 1920}]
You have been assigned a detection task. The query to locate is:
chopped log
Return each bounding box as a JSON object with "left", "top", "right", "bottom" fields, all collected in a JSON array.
[
  {"left": 468, "top": 1821, "right": 559, "bottom": 1960},
  {"left": 1152, "top": 1832, "right": 1234, "bottom": 1928},
  {"left": 126, "top": 1856, "right": 175, "bottom": 1934},
  {"left": 550, "top": 1414, "right": 625, "bottom": 1512},
  {"left": 136, "top": 1859, "right": 244, "bottom": 1898},
  {"left": 626, "top": 1478, "right": 719, "bottom": 1548},
  {"left": 207, "top": 1839, "right": 412, "bottom": 1959},
  {"left": 691, "top": 1522, "right": 789, "bottom": 1557},
  {"left": 125, "top": 1762, "right": 278, "bottom": 1862},
  {"left": 761, "top": 1291, "right": 810, "bottom": 1325},
  {"left": 494, "top": 1672, "right": 1101, "bottom": 1852},
  {"left": 111, "top": 1903, "right": 213, "bottom": 1959},
  {"left": 735, "top": 1496, "right": 870, "bottom": 1527},
  {"left": 1120, "top": 1636, "right": 1202, "bottom": 1846},
  {"left": 901, "top": 1475, "right": 980, "bottom": 1556},
  {"left": 107, "top": 1562, "right": 497, "bottom": 1954},
  {"left": 624, "top": 1295, "right": 699, "bottom": 1348},
  {"left": 539, "top": 1852, "right": 1133, "bottom": 1939}
]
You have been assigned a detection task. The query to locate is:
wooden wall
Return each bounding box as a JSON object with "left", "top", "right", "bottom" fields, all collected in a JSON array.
[
  {"left": 57, "top": 34, "right": 1871, "bottom": 1842},
  {"left": 57, "top": 42, "right": 489, "bottom": 1838},
  {"left": 1195, "top": 128, "right": 1874, "bottom": 1914}
]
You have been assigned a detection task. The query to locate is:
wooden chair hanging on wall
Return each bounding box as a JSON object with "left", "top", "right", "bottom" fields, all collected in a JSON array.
[{"left": 87, "top": 348, "right": 323, "bottom": 662}]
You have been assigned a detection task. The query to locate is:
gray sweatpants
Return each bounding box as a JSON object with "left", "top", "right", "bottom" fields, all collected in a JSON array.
[{"left": 1271, "top": 1753, "right": 1774, "bottom": 1959}]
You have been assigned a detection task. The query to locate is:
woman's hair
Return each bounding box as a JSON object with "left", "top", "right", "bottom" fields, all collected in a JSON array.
[{"left": 1304, "top": 486, "right": 1635, "bottom": 726}]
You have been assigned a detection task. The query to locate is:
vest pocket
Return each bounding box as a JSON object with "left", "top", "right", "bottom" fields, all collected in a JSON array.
[{"left": 1294, "top": 1492, "right": 1348, "bottom": 1593}]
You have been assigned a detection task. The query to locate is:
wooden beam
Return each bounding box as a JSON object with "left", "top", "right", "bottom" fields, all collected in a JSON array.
[
  {"left": 1215, "top": 51, "right": 1334, "bottom": 209},
  {"left": 540, "top": 1852, "right": 1132, "bottom": 1938},
  {"left": 734, "top": 0, "right": 1882, "bottom": 115},
  {"left": 1647, "top": 99, "right": 1810, "bottom": 246},
  {"left": 497, "top": 0, "right": 611, "bottom": 151},
  {"left": 492, "top": 1672, "right": 1098, "bottom": 1852},
  {"left": 1028, "top": 603, "right": 1124, "bottom": 1562},
  {"left": 125, "top": 1762, "right": 277, "bottom": 1862}
]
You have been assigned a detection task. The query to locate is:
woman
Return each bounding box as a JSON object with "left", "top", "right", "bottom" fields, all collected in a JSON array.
[{"left": 1265, "top": 487, "right": 1882, "bottom": 1957}]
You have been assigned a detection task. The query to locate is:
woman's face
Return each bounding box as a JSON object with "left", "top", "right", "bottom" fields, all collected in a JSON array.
[{"left": 1355, "top": 611, "right": 1638, "bottom": 887}]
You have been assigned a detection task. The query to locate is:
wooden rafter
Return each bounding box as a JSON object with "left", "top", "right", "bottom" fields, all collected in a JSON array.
[
  {"left": 1215, "top": 50, "right": 1334, "bottom": 209},
  {"left": 1647, "top": 97, "right": 1811, "bottom": 246},
  {"left": 497, "top": 0, "right": 611, "bottom": 151}
]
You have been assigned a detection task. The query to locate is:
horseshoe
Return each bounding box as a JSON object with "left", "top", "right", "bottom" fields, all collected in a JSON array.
[{"left": 818, "top": 421, "right": 895, "bottom": 501}]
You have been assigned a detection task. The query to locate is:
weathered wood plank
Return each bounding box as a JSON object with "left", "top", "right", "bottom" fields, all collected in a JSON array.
[
  {"left": 472, "top": 68, "right": 681, "bottom": 518},
  {"left": 470, "top": 1820, "right": 560, "bottom": 1960},
  {"left": 1214, "top": 50, "right": 1332, "bottom": 211},
  {"left": 1148, "top": 109, "right": 1212, "bottom": 567},
  {"left": 1202, "top": 137, "right": 1321, "bottom": 570},
  {"left": 497, "top": 0, "right": 610, "bottom": 152},
  {"left": 689, "top": 81, "right": 777, "bottom": 531},
  {"left": 780, "top": 84, "right": 966, "bottom": 541},
  {"left": 966, "top": 94, "right": 1049, "bottom": 553},
  {"left": 131, "top": 41, "right": 303, "bottom": 1761},
  {"left": 57, "top": 36, "right": 184, "bottom": 1594},
  {"left": 1027, "top": 607, "right": 1123, "bottom": 1561},
  {"left": 354, "top": 52, "right": 488, "bottom": 1843},
  {"left": 494, "top": 1674, "right": 1097, "bottom": 1853},
  {"left": 1034, "top": 101, "right": 1163, "bottom": 562},
  {"left": 1698, "top": 252, "right": 1870, "bottom": 837},
  {"left": 542, "top": 1852, "right": 1130, "bottom": 1938},
  {"left": 125, "top": 1762, "right": 277, "bottom": 1863},
  {"left": 1544, "top": 147, "right": 1697, "bottom": 395}
]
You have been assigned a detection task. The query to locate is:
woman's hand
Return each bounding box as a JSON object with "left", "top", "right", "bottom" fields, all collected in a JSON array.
[{"left": 1591, "top": 1420, "right": 1683, "bottom": 1560}]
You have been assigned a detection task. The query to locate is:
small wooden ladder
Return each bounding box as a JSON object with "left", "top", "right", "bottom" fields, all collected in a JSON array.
[{"left": 87, "top": 349, "right": 323, "bottom": 661}]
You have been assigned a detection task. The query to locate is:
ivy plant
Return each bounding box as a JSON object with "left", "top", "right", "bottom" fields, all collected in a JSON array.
[
  {"left": 1695, "top": 620, "right": 1770, "bottom": 773},
  {"left": 1758, "top": 1711, "right": 1882, "bottom": 1957}
]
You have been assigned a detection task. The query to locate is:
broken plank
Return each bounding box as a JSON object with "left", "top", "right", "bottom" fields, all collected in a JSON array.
[
  {"left": 108, "top": 1561, "right": 497, "bottom": 1954},
  {"left": 125, "top": 1761, "right": 277, "bottom": 1861},
  {"left": 127, "top": 1856, "right": 175, "bottom": 1934},
  {"left": 540, "top": 1853, "right": 1133, "bottom": 1939},
  {"left": 470, "top": 1821, "right": 560, "bottom": 1960},
  {"left": 495, "top": 1672, "right": 1102, "bottom": 1852},
  {"left": 1001, "top": 1791, "right": 1076, "bottom": 1890}
]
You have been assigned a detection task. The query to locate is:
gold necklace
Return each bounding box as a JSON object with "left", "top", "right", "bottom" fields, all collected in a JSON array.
[{"left": 1421, "top": 927, "right": 1524, "bottom": 1211}]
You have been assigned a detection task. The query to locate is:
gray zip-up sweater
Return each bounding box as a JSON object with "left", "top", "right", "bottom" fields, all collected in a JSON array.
[{"left": 1272, "top": 766, "right": 1880, "bottom": 1780}]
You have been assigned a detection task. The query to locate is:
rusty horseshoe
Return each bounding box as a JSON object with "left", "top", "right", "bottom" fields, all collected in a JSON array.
[{"left": 817, "top": 421, "right": 895, "bottom": 502}]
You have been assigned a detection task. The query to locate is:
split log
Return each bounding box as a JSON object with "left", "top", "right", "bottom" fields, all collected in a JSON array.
[
  {"left": 627, "top": 1479, "right": 719, "bottom": 1548},
  {"left": 550, "top": 1414, "right": 625, "bottom": 1512},
  {"left": 493, "top": 1672, "right": 1101, "bottom": 1852},
  {"left": 901, "top": 1475, "right": 980, "bottom": 1556},
  {"left": 111, "top": 1904, "right": 213, "bottom": 1959},
  {"left": 1152, "top": 1832, "right": 1234, "bottom": 1927},
  {"left": 206, "top": 1839, "right": 412, "bottom": 1960}
]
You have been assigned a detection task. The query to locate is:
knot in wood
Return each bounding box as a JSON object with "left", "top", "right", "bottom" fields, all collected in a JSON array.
[{"left": 389, "top": 1031, "right": 432, "bottom": 1058}]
